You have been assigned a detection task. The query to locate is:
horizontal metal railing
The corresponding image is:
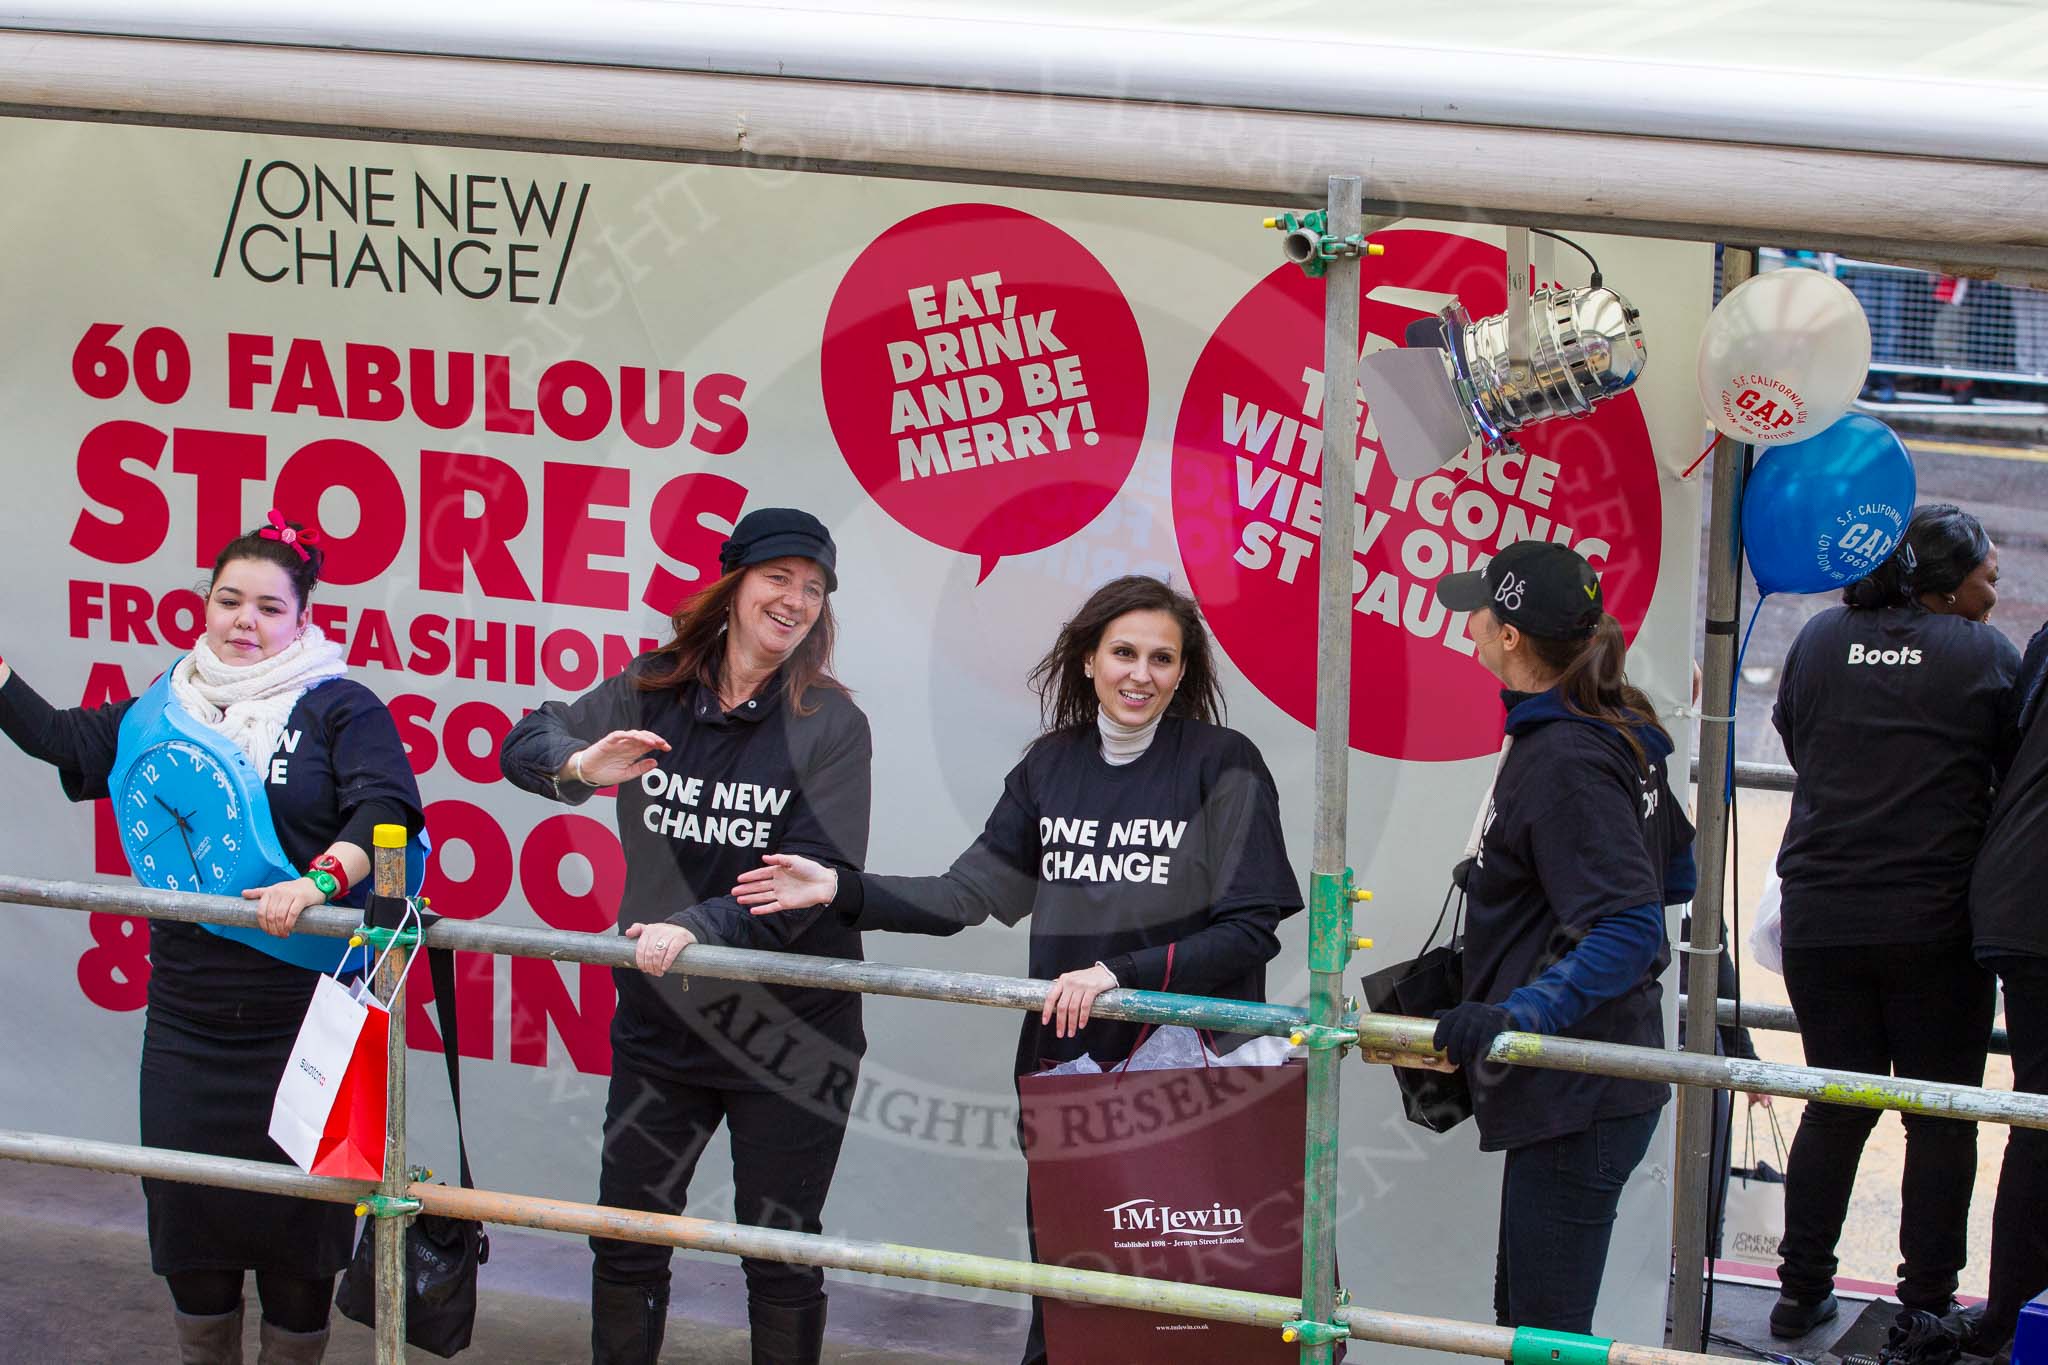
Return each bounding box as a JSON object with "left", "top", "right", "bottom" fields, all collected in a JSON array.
[
  {"left": 5, "top": 875, "right": 2044, "bottom": 1132},
  {"left": 0, "top": 1127, "right": 1715, "bottom": 1365},
  {"left": 1688, "top": 996, "right": 2012, "bottom": 1056},
  {"left": 0, "top": 873, "right": 1752, "bottom": 1365}
]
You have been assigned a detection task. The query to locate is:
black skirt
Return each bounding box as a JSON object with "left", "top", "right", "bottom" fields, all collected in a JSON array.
[{"left": 139, "top": 1004, "right": 357, "bottom": 1277}]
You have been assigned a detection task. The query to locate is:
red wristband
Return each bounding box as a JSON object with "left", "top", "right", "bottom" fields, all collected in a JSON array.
[{"left": 310, "top": 853, "right": 351, "bottom": 902}]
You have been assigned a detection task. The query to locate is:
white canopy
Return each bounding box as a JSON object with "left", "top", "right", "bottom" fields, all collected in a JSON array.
[{"left": 2, "top": 2, "right": 2044, "bottom": 270}]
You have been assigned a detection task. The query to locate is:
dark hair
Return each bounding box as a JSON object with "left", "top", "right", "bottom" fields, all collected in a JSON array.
[
  {"left": 210, "top": 518, "right": 323, "bottom": 611},
  {"left": 1522, "top": 614, "right": 1669, "bottom": 768},
  {"left": 634, "top": 564, "right": 847, "bottom": 717},
  {"left": 1027, "top": 575, "right": 1225, "bottom": 736},
  {"left": 1842, "top": 503, "right": 1990, "bottom": 609}
]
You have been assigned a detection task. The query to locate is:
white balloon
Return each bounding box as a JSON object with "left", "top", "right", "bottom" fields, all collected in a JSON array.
[{"left": 1695, "top": 268, "right": 1871, "bottom": 446}]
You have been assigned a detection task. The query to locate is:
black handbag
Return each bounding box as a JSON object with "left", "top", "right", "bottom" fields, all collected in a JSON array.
[
  {"left": 1359, "top": 877, "right": 1473, "bottom": 1133},
  {"left": 335, "top": 933, "right": 491, "bottom": 1357}
]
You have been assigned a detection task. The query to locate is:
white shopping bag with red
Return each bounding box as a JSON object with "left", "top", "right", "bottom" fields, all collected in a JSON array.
[{"left": 269, "top": 907, "right": 419, "bottom": 1181}]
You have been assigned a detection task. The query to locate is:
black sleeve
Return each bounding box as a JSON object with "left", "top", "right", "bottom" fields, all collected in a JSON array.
[
  {"left": 2008, "top": 621, "right": 2048, "bottom": 748},
  {"left": 846, "top": 759, "right": 1042, "bottom": 937},
  {"left": 1994, "top": 628, "right": 2037, "bottom": 781},
  {"left": 0, "top": 670, "right": 133, "bottom": 801},
  {"left": 337, "top": 798, "right": 419, "bottom": 855},
  {"left": 1772, "top": 631, "right": 1804, "bottom": 770},
  {"left": 673, "top": 706, "right": 874, "bottom": 950},
  {"left": 1113, "top": 737, "right": 1298, "bottom": 994},
  {"left": 498, "top": 668, "right": 645, "bottom": 804},
  {"left": 323, "top": 684, "right": 425, "bottom": 845},
  {"left": 1528, "top": 760, "right": 1663, "bottom": 932}
]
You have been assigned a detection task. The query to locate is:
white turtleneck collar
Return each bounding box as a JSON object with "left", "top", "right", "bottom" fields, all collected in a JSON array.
[{"left": 1097, "top": 707, "right": 1163, "bottom": 766}]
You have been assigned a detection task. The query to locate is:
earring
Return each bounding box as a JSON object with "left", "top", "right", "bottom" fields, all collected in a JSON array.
[{"left": 1946, "top": 593, "right": 1957, "bottom": 605}]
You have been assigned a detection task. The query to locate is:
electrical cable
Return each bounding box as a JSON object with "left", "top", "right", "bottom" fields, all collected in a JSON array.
[
  {"left": 1529, "top": 228, "right": 1603, "bottom": 288},
  {"left": 1707, "top": 1329, "right": 1814, "bottom": 1365}
]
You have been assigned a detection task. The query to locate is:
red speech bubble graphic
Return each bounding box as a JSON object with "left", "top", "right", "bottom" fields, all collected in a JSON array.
[
  {"left": 1172, "top": 230, "right": 1662, "bottom": 762},
  {"left": 822, "top": 204, "right": 1149, "bottom": 582}
]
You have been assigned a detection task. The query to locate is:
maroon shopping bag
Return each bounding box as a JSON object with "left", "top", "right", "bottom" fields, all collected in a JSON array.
[{"left": 1020, "top": 1056, "right": 1312, "bottom": 1364}]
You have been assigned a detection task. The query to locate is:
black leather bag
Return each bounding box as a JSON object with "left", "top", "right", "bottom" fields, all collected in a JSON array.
[
  {"left": 1359, "top": 879, "right": 1473, "bottom": 1133},
  {"left": 336, "top": 930, "right": 491, "bottom": 1357}
]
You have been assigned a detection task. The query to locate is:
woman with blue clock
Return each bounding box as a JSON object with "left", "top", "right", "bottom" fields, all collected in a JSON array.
[{"left": 0, "top": 512, "right": 423, "bottom": 1364}]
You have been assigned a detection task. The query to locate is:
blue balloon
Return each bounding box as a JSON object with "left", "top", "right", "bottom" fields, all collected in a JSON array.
[{"left": 1742, "top": 414, "right": 1916, "bottom": 595}]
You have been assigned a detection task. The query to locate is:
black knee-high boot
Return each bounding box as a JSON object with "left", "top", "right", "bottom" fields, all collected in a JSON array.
[
  {"left": 591, "top": 1278, "right": 668, "bottom": 1365},
  {"left": 748, "top": 1295, "right": 826, "bottom": 1365}
]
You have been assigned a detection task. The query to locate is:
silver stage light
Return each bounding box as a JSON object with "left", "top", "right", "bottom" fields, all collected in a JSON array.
[{"left": 1357, "top": 278, "right": 1647, "bottom": 479}]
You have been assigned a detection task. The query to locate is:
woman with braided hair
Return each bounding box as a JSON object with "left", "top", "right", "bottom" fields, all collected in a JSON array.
[{"left": 1767, "top": 503, "right": 2017, "bottom": 1336}]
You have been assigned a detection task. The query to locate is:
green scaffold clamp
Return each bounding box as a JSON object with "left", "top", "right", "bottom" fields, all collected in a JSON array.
[
  {"left": 350, "top": 924, "right": 421, "bottom": 953},
  {"left": 1281, "top": 1317, "right": 1350, "bottom": 1348},
  {"left": 1264, "top": 210, "right": 1388, "bottom": 277},
  {"left": 353, "top": 1194, "right": 422, "bottom": 1219},
  {"left": 1511, "top": 1326, "right": 1613, "bottom": 1365},
  {"left": 1308, "top": 868, "right": 1374, "bottom": 975}
]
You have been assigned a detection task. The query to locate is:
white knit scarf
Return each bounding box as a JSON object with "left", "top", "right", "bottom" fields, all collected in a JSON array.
[{"left": 170, "top": 625, "right": 348, "bottom": 768}]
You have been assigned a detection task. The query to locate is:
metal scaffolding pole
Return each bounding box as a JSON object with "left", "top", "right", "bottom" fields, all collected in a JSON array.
[
  {"left": 370, "top": 827, "right": 411, "bottom": 1364},
  {"left": 1298, "top": 172, "right": 1364, "bottom": 1364},
  {"left": 1671, "top": 244, "right": 1754, "bottom": 1353},
  {"left": 0, "top": 875, "right": 1313, "bottom": 1039},
  {"left": 8, "top": 875, "right": 2048, "bottom": 1128},
  {"left": 0, "top": 1128, "right": 1724, "bottom": 1365}
]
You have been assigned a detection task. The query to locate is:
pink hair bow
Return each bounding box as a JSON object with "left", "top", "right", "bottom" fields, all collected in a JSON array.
[{"left": 259, "top": 509, "right": 321, "bottom": 562}]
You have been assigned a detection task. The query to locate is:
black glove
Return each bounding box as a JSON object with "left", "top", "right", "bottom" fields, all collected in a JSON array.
[{"left": 1431, "top": 1002, "right": 1515, "bottom": 1068}]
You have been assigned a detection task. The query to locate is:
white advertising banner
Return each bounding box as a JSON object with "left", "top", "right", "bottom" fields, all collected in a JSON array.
[{"left": 0, "top": 118, "right": 1708, "bottom": 1347}]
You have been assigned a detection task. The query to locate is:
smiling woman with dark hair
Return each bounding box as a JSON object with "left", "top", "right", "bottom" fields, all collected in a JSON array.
[{"left": 735, "top": 572, "right": 1301, "bottom": 1365}]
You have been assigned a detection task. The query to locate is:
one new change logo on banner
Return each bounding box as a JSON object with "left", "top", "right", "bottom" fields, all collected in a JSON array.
[
  {"left": 1171, "top": 229, "right": 1663, "bottom": 762},
  {"left": 57, "top": 145, "right": 757, "bottom": 1072}
]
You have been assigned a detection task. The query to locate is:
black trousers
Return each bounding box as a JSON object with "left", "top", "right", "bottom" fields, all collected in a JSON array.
[
  {"left": 1778, "top": 942, "right": 1995, "bottom": 1309},
  {"left": 591, "top": 1058, "right": 855, "bottom": 1309},
  {"left": 1980, "top": 955, "right": 2048, "bottom": 1347}
]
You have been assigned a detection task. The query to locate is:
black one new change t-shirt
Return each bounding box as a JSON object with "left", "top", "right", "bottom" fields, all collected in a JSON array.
[
  {"left": 1773, "top": 604, "right": 2019, "bottom": 946},
  {"left": 1462, "top": 696, "right": 1693, "bottom": 1152},
  {"left": 843, "top": 717, "right": 1304, "bottom": 1078},
  {"left": 500, "top": 659, "right": 873, "bottom": 1093}
]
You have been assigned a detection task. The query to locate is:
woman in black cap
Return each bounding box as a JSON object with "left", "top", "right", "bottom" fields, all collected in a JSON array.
[
  {"left": 1428, "top": 538, "right": 1695, "bottom": 1332},
  {"left": 1766, "top": 504, "right": 2015, "bottom": 1337},
  {"left": 500, "top": 507, "right": 872, "bottom": 1365}
]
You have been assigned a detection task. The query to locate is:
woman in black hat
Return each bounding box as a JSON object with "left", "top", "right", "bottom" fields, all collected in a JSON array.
[
  {"left": 500, "top": 507, "right": 872, "bottom": 1365},
  {"left": 1766, "top": 504, "right": 2015, "bottom": 1337},
  {"left": 1428, "top": 539, "right": 1695, "bottom": 1332}
]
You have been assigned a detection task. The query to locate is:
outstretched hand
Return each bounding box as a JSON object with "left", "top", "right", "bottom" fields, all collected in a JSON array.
[
  {"left": 569, "top": 730, "right": 671, "bottom": 788},
  {"left": 732, "top": 853, "right": 836, "bottom": 915}
]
